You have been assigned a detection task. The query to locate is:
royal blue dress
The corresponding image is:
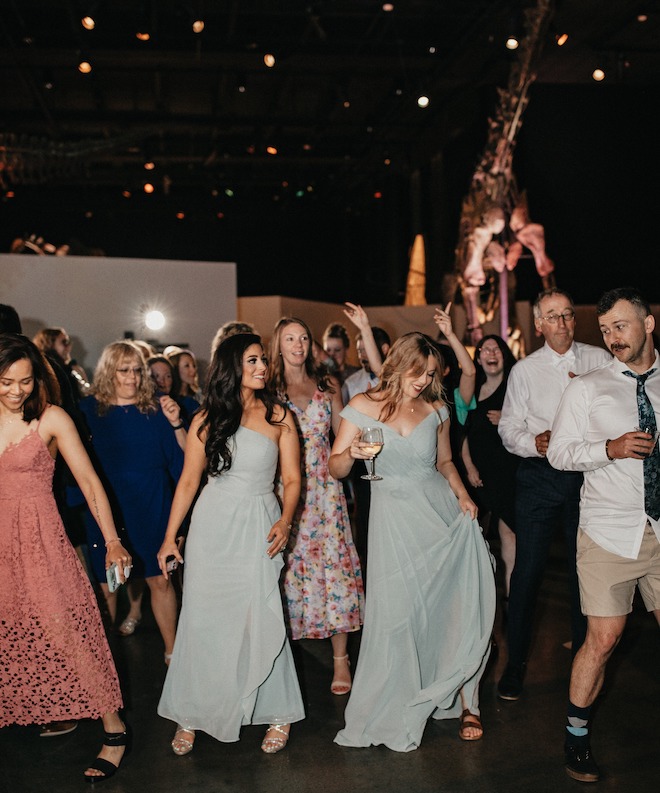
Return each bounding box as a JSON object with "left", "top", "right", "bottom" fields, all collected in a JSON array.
[{"left": 80, "top": 397, "right": 184, "bottom": 580}]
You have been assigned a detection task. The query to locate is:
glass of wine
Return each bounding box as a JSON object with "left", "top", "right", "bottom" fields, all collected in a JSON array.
[{"left": 360, "top": 427, "right": 384, "bottom": 481}]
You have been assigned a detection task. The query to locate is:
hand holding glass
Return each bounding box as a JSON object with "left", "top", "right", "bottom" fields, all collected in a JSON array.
[
  {"left": 634, "top": 426, "right": 660, "bottom": 457},
  {"left": 360, "top": 427, "right": 384, "bottom": 481}
]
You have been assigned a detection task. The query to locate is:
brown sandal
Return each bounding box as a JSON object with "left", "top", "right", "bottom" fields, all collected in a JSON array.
[{"left": 458, "top": 709, "right": 483, "bottom": 741}]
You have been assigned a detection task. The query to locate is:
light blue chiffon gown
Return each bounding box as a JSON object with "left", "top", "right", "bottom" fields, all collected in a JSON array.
[
  {"left": 334, "top": 405, "right": 496, "bottom": 752},
  {"left": 158, "top": 426, "right": 304, "bottom": 741}
]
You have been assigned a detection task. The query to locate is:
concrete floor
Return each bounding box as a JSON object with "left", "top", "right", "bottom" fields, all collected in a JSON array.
[{"left": 2, "top": 534, "right": 659, "bottom": 793}]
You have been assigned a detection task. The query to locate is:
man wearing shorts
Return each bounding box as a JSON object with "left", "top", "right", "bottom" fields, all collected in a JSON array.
[{"left": 548, "top": 286, "right": 660, "bottom": 783}]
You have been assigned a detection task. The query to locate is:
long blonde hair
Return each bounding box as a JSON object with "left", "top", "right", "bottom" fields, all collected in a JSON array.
[
  {"left": 367, "top": 332, "right": 445, "bottom": 423},
  {"left": 91, "top": 340, "right": 156, "bottom": 415}
]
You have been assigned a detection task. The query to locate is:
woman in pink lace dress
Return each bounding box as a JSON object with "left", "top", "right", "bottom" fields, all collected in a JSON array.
[
  {"left": 268, "top": 317, "right": 364, "bottom": 695},
  {"left": 0, "top": 334, "right": 130, "bottom": 783}
]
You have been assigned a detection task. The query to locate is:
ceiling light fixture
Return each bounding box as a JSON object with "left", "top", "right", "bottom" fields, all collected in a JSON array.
[
  {"left": 264, "top": 53, "right": 276, "bottom": 68},
  {"left": 417, "top": 94, "right": 430, "bottom": 108},
  {"left": 81, "top": 16, "right": 96, "bottom": 31},
  {"left": 143, "top": 182, "right": 155, "bottom": 193},
  {"left": 144, "top": 161, "right": 155, "bottom": 170},
  {"left": 555, "top": 32, "right": 569, "bottom": 46},
  {"left": 505, "top": 35, "right": 519, "bottom": 50},
  {"left": 592, "top": 68, "right": 605, "bottom": 81},
  {"left": 192, "top": 19, "right": 205, "bottom": 33},
  {"left": 136, "top": 31, "right": 151, "bottom": 41},
  {"left": 145, "top": 310, "right": 166, "bottom": 330},
  {"left": 266, "top": 146, "right": 278, "bottom": 155},
  {"left": 78, "top": 56, "right": 92, "bottom": 74}
]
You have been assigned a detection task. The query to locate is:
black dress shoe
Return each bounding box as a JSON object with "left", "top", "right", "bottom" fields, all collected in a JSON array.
[
  {"left": 565, "top": 741, "right": 600, "bottom": 783},
  {"left": 497, "top": 664, "right": 524, "bottom": 701}
]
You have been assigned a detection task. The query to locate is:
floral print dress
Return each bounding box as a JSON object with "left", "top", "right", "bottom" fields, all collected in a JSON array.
[{"left": 283, "top": 389, "right": 364, "bottom": 640}]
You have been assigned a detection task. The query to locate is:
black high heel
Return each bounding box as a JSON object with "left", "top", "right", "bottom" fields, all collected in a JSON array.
[{"left": 83, "top": 724, "right": 131, "bottom": 784}]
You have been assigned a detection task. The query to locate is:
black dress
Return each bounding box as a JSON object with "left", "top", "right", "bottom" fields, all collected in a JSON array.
[{"left": 466, "top": 380, "right": 520, "bottom": 531}]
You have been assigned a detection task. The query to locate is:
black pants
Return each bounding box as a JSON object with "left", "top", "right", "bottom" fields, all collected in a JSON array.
[{"left": 506, "top": 457, "right": 586, "bottom": 668}]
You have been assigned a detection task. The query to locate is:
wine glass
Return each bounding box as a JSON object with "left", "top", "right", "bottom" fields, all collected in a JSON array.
[
  {"left": 634, "top": 425, "right": 660, "bottom": 457},
  {"left": 360, "top": 427, "right": 384, "bottom": 481}
]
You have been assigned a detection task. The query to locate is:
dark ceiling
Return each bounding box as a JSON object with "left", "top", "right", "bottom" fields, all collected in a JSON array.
[{"left": 1, "top": 0, "right": 659, "bottom": 303}]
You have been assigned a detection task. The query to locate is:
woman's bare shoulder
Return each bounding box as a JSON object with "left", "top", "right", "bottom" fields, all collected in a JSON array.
[{"left": 350, "top": 391, "right": 383, "bottom": 417}]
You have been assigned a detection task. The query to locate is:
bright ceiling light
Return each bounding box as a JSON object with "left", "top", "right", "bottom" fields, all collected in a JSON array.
[
  {"left": 81, "top": 16, "right": 95, "bottom": 31},
  {"left": 264, "top": 53, "right": 276, "bottom": 68},
  {"left": 78, "top": 58, "right": 92, "bottom": 74},
  {"left": 505, "top": 36, "right": 519, "bottom": 50},
  {"left": 145, "top": 310, "right": 166, "bottom": 331},
  {"left": 555, "top": 32, "right": 569, "bottom": 46},
  {"left": 192, "top": 19, "right": 205, "bottom": 34},
  {"left": 417, "top": 94, "right": 430, "bottom": 108},
  {"left": 592, "top": 68, "right": 605, "bottom": 81}
]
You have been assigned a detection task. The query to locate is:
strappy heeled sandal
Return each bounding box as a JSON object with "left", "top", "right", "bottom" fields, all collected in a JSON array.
[
  {"left": 83, "top": 725, "right": 131, "bottom": 783},
  {"left": 172, "top": 726, "right": 195, "bottom": 756},
  {"left": 261, "top": 723, "right": 290, "bottom": 754},
  {"left": 330, "top": 654, "right": 352, "bottom": 695}
]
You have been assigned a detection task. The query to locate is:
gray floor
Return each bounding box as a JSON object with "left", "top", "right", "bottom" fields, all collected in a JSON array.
[{"left": 2, "top": 535, "right": 659, "bottom": 793}]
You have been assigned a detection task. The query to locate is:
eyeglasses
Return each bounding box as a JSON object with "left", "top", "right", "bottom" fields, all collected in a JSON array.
[{"left": 541, "top": 310, "right": 575, "bottom": 325}]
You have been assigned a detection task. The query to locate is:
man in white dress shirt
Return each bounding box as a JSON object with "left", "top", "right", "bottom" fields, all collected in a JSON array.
[
  {"left": 497, "top": 288, "right": 611, "bottom": 702},
  {"left": 547, "top": 287, "right": 660, "bottom": 782}
]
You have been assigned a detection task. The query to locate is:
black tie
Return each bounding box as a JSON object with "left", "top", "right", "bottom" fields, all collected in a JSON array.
[{"left": 623, "top": 369, "right": 660, "bottom": 520}]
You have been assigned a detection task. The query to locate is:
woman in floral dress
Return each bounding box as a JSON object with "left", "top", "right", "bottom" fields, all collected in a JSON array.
[{"left": 268, "top": 317, "right": 364, "bottom": 695}]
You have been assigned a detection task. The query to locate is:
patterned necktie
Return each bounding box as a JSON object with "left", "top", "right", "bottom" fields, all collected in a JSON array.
[{"left": 624, "top": 369, "right": 660, "bottom": 520}]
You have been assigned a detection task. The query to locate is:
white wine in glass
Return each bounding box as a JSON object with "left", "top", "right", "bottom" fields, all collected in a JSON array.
[{"left": 360, "top": 427, "right": 384, "bottom": 481}]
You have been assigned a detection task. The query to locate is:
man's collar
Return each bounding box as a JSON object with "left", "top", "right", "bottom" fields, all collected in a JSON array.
[{"left": 544, "top": 341, "right": 576, "bottom": 365}]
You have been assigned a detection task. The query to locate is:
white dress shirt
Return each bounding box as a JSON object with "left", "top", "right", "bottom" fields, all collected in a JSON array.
[
  {"left": 547, "top": 352, "right": 660, "bottom": 559},
  {"left": 499, "top": 341, "right": 611, "bottom": 459},
  {"left": 342, "top": 368, "right": 379, "bottom": 404}
]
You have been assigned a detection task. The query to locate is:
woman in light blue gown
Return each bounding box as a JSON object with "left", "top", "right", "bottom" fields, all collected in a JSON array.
[
  {"left": 329, "top": 332, "right": 496, "bottom": 752},
  {"left": 157, "top": 333, "right": 304, "bottom": 756}
]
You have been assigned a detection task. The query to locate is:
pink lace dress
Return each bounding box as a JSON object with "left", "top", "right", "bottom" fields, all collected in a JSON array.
[
  {"left": 0, "top": 428, "right": 122, "bottom": 727},
  {"left": 283, "top": 389, "right": 364, "bottom": 640}
]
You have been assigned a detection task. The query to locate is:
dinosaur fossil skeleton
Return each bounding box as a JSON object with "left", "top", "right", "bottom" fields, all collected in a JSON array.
[{"left": 453, "top": 0, "right": 556, "bottom": 347}]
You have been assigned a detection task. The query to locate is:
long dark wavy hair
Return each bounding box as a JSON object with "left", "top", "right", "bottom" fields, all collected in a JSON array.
[
  {"left": 199, "top": 333, "right": 283, "bottom": 476},
  {"left": 0, "top": 333, "right": 61, "bottom": 421},
  {"left": 473, "top": 334, "right": 517, "bottom": 393},
  {"left": 267, "top": 316, "right": 334, "bottom": 400}
]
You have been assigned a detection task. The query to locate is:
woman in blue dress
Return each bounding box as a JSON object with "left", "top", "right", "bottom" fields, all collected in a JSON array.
[
  {"left": 80, "top": 341, "right": 184, "bottom": 661},
  {"left": 329, "top": 332, "right": 496, "bottom": 751}
]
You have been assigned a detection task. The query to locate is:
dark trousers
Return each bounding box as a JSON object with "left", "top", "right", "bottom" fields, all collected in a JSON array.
[
  {"left": 351, "top": 461, "right": 371, "bottom": 572},
  {"left": 506, "top": 457, "right": 586, "bottom": 669}
]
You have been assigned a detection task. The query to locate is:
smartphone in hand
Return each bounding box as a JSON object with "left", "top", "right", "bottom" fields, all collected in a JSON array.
[{"left": 106, "top": 563, "right": 132, "bottom": 593}]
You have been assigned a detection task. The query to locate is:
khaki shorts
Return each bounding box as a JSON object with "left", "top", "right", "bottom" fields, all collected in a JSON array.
[{"left": 576, "top": 523, "right": 660, "bottom": 617}]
